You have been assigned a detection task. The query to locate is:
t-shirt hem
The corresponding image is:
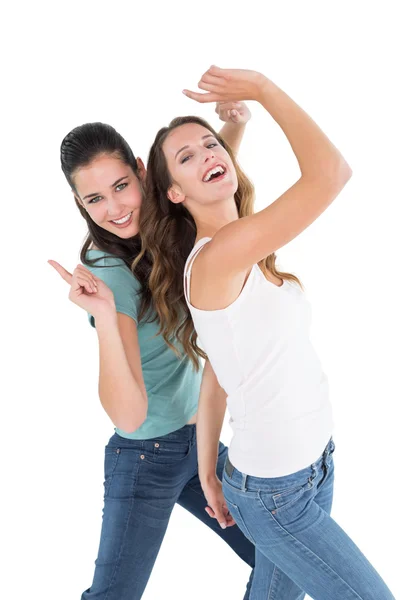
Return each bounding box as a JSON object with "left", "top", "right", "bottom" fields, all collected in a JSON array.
[{"left": 114, "top": 407, "right": 198, "bottom": 440}]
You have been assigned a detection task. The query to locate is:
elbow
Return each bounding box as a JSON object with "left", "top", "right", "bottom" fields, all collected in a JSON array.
[
  {"left": 337, "top": 158, "right": 353, "bottom": 185},
  {"left": 328, "top": 158, "right": 353, "bottom": 189},
  {"left": 311, "top": 158, "right": 352, "bottom": 195},
  {"left": 115, "top": 407, "right": 147, "bottom": 435},
  {"left": 100, "top": 390, "right": 148, "bottom": 434}
]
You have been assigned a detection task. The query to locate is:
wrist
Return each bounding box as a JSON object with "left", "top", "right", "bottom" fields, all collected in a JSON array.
[
  {"left": 255, "top": 74, "right": 272, "bottom": 102},
  {"left": 200, "top": 470, "right": 218, "bottom": 486},
  {"left": 227, "top": 120, "right": 246, "bottom": 129},
  {"left": 94, "top": 309, "right": 118, "bottom": 330}
]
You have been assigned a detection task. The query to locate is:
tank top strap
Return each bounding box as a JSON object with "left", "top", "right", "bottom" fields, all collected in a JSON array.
[{"left": 183, "top": 237, "right": 212, "bottom": 305}]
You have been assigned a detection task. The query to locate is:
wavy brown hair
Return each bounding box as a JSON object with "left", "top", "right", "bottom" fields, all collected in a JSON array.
[{"left": 136, "top": 116, "right": 302, "bottom": 369}]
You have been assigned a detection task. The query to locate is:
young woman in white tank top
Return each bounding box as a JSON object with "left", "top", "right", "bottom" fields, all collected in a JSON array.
[{"left": 137, "top": 67, "right": 395, "bottom": 599}]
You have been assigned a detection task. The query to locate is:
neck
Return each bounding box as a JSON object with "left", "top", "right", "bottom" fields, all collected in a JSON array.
[{"left": 191, "top": 197, "right": 239, "bottom": 241}]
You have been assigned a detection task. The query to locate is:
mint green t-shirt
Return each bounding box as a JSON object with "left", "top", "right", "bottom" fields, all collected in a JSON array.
[{"left": 85, "top": 250, "right": 201, "bottom": 439}]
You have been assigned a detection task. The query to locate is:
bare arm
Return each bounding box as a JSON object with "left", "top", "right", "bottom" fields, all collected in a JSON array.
[
  {"left": 196, "top": 360, "right": 234, "bottom": 529},
  {"left": 96, "top": 313, "right": 147, "bottom": 433},
  {"left": 216, "top": 101, "right": 251, "bottom": 155},
  {"left": 196, "top": 360, "right": 227, "bottom": 484},
  {"left": 185, "top": 67, "right": 352, "bottom": 280},
  {"left": 49, "top": 261, "right": 147, "bottom": 433}
]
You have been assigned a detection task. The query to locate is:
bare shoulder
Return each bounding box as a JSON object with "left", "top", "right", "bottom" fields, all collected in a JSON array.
[{"left": 189, "top": 241, "right": 248, "bottom": 311}]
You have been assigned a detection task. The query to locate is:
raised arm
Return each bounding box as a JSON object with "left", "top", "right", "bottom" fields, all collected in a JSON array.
[
  {"left": 216, "top": 101, "right": 251, "bottom": 154},
  {"left": 185, "top": 67, "right": 352, "bottom": 278},
  {"left": 48, "top": 261, "right": 147, "bottom": 433}
]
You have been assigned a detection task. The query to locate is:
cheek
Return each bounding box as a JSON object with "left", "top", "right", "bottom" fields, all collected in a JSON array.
[
  {"left": 86, "top": 203, "right": 107, "bottom": 225},
  {"left": 126, "top": 184, "right": 143, "bottom": 208}
]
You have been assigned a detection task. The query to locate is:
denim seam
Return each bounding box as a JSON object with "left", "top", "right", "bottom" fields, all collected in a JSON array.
[
  {"left": 104, "top": 449, "right": 121, "bottom": 498},
  {"left": 103, "top": 454, "right": 143, "bottom": 600},
  {"left": 224, "top": 498, "right": 256, "bottom": 545},
  {"left": 185, "top": 483, "right": 207, "bottom": 499},
  {"left": 267, "top": 565, "right": 280, "bottom": 600},
  {"left": 257, "top": 492, "right": 364, "bottom": 600}
]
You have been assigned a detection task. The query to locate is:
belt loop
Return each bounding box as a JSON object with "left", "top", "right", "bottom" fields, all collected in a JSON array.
[
  {"left": 308, "top": 462, "right": 318, "bottom": 485},
  {"left": 241, "top": 473, "right": 247, "bottom": 491}
]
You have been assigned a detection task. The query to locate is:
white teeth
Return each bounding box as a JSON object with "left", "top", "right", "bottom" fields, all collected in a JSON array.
[
  {"left": 203, "top": 165, "right": 225, "bottom": 182},
  {"left": 112, "top": 212, "right": 132, "bottom": 224}
]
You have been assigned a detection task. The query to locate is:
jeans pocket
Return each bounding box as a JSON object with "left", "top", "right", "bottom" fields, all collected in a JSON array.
[
  {"left": 271, "top": 484, "right": 307, "bottom": 512},
  {"left": 104, "top": 447, "right": 121, "bottom": 497},
  {"left": 148, "top": 440, "right": 192, "bottom": 465},
  {"left": 224, "top": 498, "right": 256, "bottom": 545}
]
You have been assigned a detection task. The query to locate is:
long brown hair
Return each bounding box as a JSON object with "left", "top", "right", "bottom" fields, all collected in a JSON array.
[{"left": 136, "top": 116, "right": 301, "bottom": 368}]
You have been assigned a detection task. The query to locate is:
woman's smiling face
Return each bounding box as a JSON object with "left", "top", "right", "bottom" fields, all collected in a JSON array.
[
  {"left": 73, "top": 153, "right": 143, "bottom": 238},
  {"left": 163, "top": 123, "right": 238, "bottom": 208}
]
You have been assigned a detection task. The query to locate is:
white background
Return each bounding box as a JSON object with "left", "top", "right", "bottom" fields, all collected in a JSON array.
[{"left": 2, "top": 1, "right": 399, "bottom": 598}]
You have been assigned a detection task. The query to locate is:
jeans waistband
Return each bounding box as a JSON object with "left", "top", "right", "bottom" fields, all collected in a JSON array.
[
  {"left": 225, "top": 438, "right": 335, "bottom": 487},
  {"left": 110, "top": 423, "right": 196, "bottom": 447}
]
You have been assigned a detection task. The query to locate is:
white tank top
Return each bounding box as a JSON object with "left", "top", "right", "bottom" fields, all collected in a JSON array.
[{"left": 184, "top": 238, "right": 333, "bottom": 477}]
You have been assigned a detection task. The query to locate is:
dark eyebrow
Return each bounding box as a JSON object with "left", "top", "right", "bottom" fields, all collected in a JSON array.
[
  {"left": 82, "top": 176, "right": 129, "bottom": 201},
  {"left": 175, "top": 134, "right": 216, "bottom": 159}
]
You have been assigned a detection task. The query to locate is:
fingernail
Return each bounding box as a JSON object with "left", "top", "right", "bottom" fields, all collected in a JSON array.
[
  {"left": 219, "top": 522, "right": 227, "bottom": 529},
  {"left": 182, "top": 90, "right": 188, "bottom": 96},
  {"left": 231, "top": 110, "right": 237, "bottom": 116}
]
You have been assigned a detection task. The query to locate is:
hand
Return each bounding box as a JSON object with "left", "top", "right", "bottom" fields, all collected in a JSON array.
[
  {"left": 215, "top": 100, "right": 251, "bottom": 125},
  {"left": 202, "top": 476, "right": 235, "bottom": 529},
  {"left": 48, "top": 260, "right": 116, "bottom": 320},
  {"left": 183, "top": 65, "right": 268, "bottom": 104}
]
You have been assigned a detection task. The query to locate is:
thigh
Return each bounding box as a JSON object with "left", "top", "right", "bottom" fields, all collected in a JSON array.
[
  {"left": 82, "top": 442, "right": 186, "bottom": 600},
  {"left": 224, "top": 464, "right": 394, "bottom": 600}
]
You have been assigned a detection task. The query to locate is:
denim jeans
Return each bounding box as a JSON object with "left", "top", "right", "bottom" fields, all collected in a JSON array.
[
  {"left": 222, "top": 439, "right": 395, "bottom": 600},
  {"left": 81, "top": 424, "right": 313, "bottom": 599},
  {"left": 82, "top": 424, "right": 255, "bottom": 599}
]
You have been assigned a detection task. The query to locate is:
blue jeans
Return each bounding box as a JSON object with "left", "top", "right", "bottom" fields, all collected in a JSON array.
[
  {"left": 222, "top": 439, "right": 395, "bottom": 600},
  {"left": 82, "top": 425, "right": 254, "bottom": 599},
  {"left": 81, "top": 424, "right": 310, "bottom": 599}
]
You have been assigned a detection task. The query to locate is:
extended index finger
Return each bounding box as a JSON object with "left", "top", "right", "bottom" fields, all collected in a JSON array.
[{"left": 48, "top": 260, "right": 73, "bottom": 284}]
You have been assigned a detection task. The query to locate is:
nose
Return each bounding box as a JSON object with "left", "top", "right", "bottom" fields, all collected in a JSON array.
[
  {"left": 202, "top": 147, "right": 216, "bottom": 163},
  {"left": 107, "top": 193, "right": 123, "bottom": 218}
]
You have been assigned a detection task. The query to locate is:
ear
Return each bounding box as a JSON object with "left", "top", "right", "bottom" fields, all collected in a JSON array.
[
  {"left": 136, "top": 157, "right": 147, "bottom": 182},
  {"left": 167, "top": 185, "right": 185, "bottom": 204}
]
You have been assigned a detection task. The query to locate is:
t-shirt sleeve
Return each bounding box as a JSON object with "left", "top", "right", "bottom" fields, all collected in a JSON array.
[{"left": 84, "top": 261, "right": 141, "bottom": 327}]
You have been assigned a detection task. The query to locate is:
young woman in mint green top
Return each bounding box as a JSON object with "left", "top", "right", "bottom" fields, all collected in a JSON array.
[
  {"left": 84, "top": 251, "right": 199, "bottom": 439},
  {"left": 48, "top": 104, "right": 286, "bottom": 600}
]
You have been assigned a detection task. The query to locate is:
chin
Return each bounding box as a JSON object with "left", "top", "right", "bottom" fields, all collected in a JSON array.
[
  {"left": 109, "top": 222, "right": 140, "bottom": 239},
  {"left": 120, "top": 225, "right": 140, "bottom": 239}
]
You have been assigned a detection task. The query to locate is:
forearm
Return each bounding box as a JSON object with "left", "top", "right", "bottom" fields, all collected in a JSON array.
[
  {"left": 96, "top": 315, "right": 147, "bottom": 432},
  {"left": 219, "top": 121, "right": 246, "bottom": 155},
  {"left": 258, "top": 76, "right": 351, "bottom": 180},
  {"left": 196, "top": 361, "right": 227, "bottom": 484}
]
